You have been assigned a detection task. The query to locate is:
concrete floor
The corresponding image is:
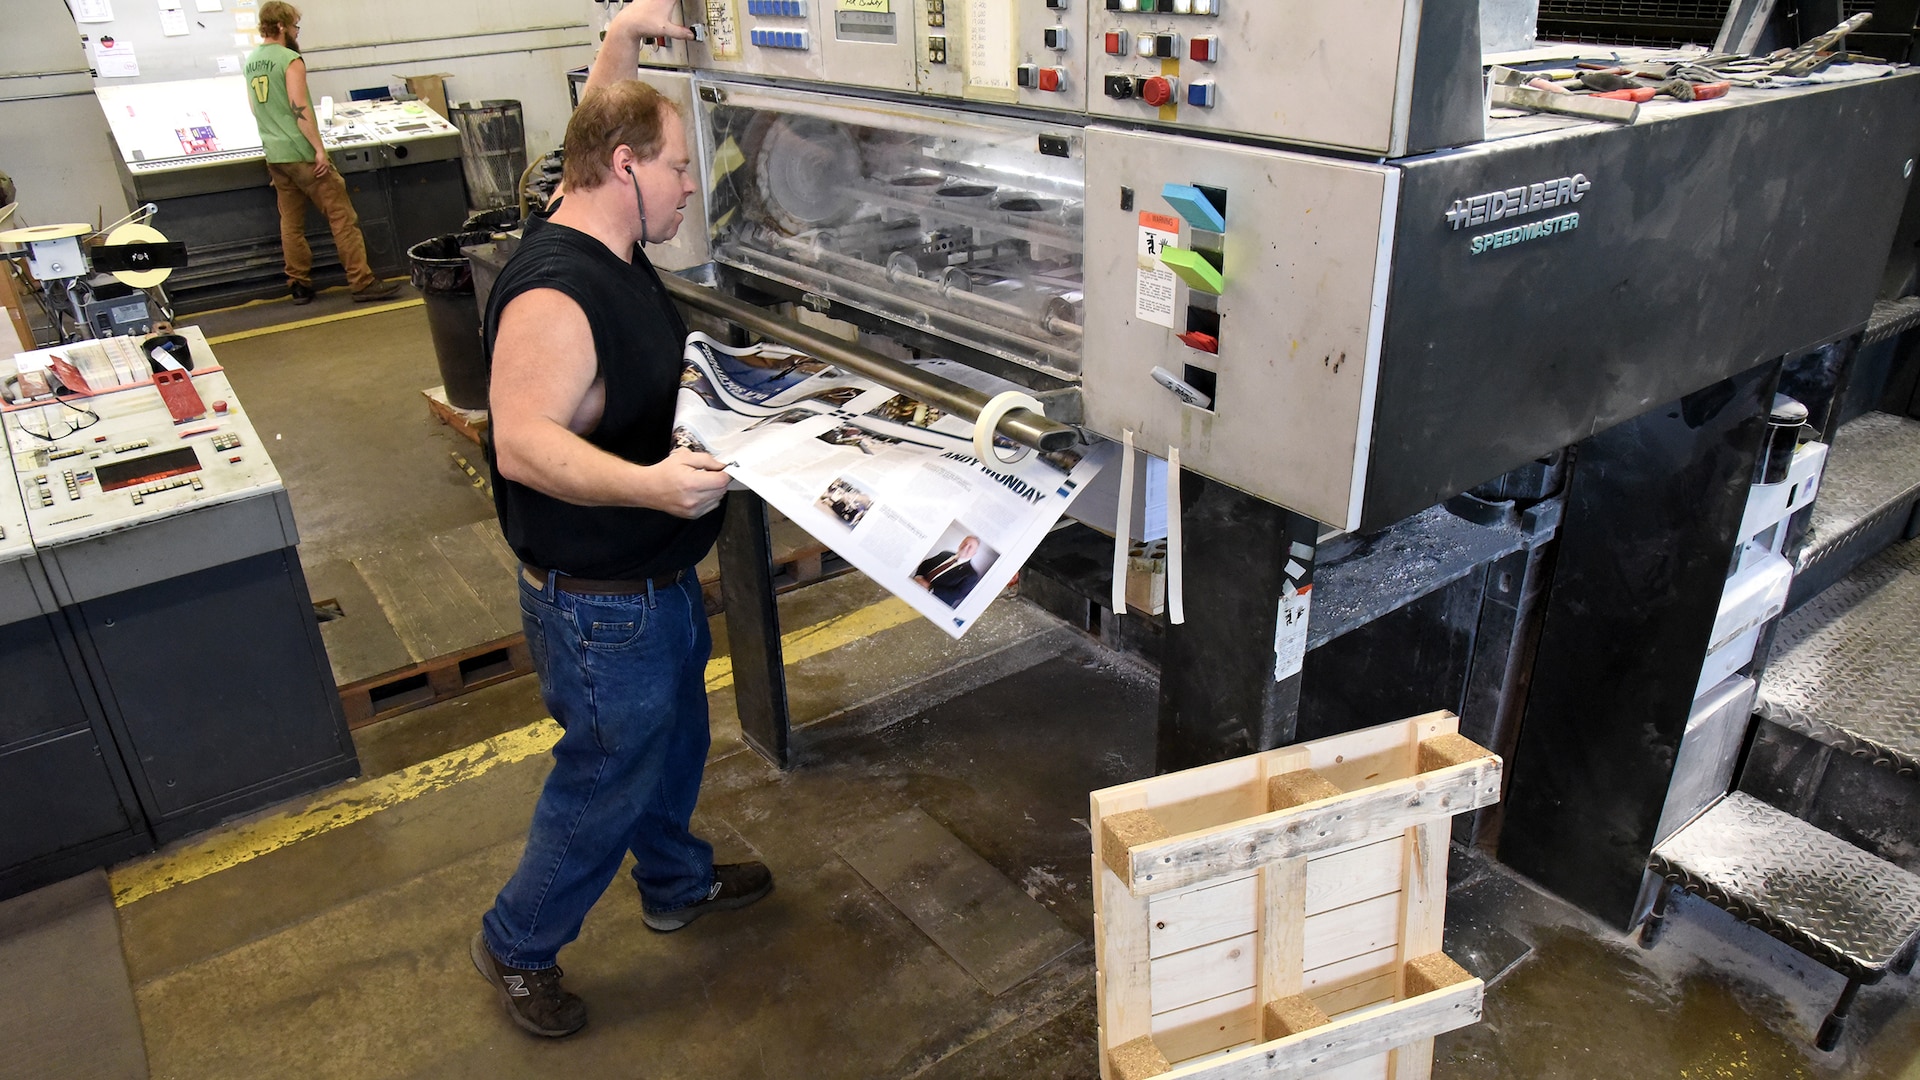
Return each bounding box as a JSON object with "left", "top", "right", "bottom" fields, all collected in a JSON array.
[{"left": 96, "top": 297, "right": 1920, "bottom": 1078}]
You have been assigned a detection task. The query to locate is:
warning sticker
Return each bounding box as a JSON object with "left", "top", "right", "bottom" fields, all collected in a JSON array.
[
  {"left": 1136, "top": 212, "right": 1179, "bottom": 329},
  {"left": 1273, "top": 583, "right": 1311, "bottom": 682}
]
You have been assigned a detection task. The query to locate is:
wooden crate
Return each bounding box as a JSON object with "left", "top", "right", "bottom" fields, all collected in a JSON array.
[
  {"left": 424, "top": 384, "right": 488, "bottom": 445},
  {"left": 1091, "top": 711, "right": 1501, "bottom": 1080}
]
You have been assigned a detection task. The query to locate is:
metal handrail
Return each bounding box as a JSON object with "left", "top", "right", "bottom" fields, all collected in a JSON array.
[{"left": 659, "top": 273, "right": 1078, "bottom": 453}]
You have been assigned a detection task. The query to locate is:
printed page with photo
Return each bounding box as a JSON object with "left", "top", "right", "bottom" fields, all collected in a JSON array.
[{"left": 675, "top": 333, "right": 1112, "bottom": 638}]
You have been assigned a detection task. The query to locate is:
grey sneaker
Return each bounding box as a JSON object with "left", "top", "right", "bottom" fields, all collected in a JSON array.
[
  {"left": 469, "top": 931, "right": 587, "bottom": 1037},
  {"left": 643, "top": 862, "right": 774, "bottom": 933},
  {"left": 351, "top": 278, "right": 402, "bottom": 302}
]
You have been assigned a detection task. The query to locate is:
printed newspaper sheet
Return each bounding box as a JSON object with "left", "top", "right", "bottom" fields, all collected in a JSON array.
[{"left": 674, "top": 332, "right": 1111, "bottom": 638}]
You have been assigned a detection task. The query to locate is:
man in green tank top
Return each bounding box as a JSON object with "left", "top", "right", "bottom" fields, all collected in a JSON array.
[{"left": 244, "top": 2, "right": 399, "bottom": 304}]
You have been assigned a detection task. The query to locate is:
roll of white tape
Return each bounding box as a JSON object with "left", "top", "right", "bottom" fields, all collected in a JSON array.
[{"left": 972, "top": 390, "right": 1046, "bottom": 465}]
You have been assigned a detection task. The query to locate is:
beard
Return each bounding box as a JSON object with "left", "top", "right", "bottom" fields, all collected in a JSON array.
[{"left": 281, "top": 30, "right": 300, "bottom": 53}]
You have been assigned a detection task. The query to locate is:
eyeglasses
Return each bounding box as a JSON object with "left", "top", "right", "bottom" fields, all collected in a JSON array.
[{"left": 21, "top": 397, "right": 100, "bottom": 442}]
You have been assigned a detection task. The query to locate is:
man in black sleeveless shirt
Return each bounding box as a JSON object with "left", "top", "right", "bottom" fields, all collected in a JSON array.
[{"left": 468, "top": 1, "right": 772, "bottom": 1039}]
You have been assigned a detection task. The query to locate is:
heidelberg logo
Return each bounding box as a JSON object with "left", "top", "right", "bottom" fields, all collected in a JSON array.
[{"left": 1446, "top": 174, "right": 1591, "bottom": 230}]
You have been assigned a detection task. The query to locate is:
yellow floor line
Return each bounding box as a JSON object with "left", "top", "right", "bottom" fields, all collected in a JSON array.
[
  {"left": 204, "top": 297, "right": 423, "bottom": 345},
  {"left": 109, "top": 595, "right": 920, "bottom": 907},
  {"left": 705, "top": 595, "right": 916, "bottom": 692}
]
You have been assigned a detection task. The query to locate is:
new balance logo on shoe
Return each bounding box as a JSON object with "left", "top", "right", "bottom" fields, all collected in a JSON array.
[{"left": 470, "top": 931, "right": 587, "bottom": 1037}]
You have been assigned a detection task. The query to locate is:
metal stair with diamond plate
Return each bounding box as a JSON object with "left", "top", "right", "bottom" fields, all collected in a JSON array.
[
  {"left": 1742, "top": 537, "right": 1920, "bottom": 874},
  {"left": 1640, "top": 792, "right": 1920, "bottom": 1051},
  {"left": 1785, "top": 411, "right": 1920, "bottom": 610},
  {"left": 1636, "top": 405, "right": 1920, "bottom": 1051}
]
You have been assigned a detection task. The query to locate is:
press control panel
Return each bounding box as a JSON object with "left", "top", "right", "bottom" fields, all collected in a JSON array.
[
  {"left": 0, "top": 434, "right": 29, "bottom": 566},
  {"left": 4, "top": 328, "right": 285, "bottom": 552},
  {"left": 1083, "top": 0, "right": 1482, "bottom": 156},
  {"left": 1079, "top": 126, "right": 1397, "bottom": 529},
  {"left": 689, "top": 0, "right": 837, "bottom": 84}
]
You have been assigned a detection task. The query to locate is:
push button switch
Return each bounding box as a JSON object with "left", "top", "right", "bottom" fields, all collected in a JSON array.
[
  {"left": 1140, "top": 75, "right": 1178, "bottom": 106},
  {"left": 1104, "top": 73, "right": 1138, "bottom": 99}
]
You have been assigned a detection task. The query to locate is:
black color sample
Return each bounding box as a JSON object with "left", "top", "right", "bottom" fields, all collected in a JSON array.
[
  {"left": 719, "top": 490, "right": 792, "bottom": 769},
  {"left": 1500, "top": 362, "right": 1778, "bottom": 928}
]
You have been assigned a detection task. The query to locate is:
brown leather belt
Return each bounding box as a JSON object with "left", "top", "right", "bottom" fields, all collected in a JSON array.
[{"left": 521, "top": 564, "right": 685, "bottom": 596}]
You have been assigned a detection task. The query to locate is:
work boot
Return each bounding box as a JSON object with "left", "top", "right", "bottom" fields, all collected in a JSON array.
[
  {"left": 289, "top": 281, "right": 315, "bottom": 305},
  {"left": 350, "top": 278, "right": 402, "bottom": 302},
  {"left": 643, "top": 862, "right": 774, "bottom": 933},
  {"left": 469, "top": 931, "right": 587, "bottom": 1038}
]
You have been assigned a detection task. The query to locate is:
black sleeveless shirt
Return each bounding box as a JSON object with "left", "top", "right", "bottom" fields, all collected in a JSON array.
[{"left": 482, "top": 216, "right": 722, "bottom": 579}]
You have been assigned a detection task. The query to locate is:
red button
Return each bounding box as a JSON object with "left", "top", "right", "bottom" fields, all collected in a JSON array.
[
  {"left": 212, "top": 400, "right": 229, "bottom": 413},
  {"left": 1104, "top": 30, "right": 1127, "bottom": 55},
  {"left": 1141, "top": 76, "right": 1177, "bottom": 107},
  {"left": 1038, "top": 67, "right": 1063, "bottom": 92},
  {"left": 1190, "top": 36, "right": 1218, "bottom": 62}
]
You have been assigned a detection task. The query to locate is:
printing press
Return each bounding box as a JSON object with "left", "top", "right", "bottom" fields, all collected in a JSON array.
[
  {"left": 559, "top": 1, "right": 1920, "bottom": 932},
  {"left": 98, "top": 78, "right": 468, "bottom": 310}
]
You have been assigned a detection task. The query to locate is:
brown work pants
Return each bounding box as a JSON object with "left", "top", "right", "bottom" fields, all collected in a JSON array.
[{"left": 267, "top": 161, "right": 377, "bottom": 291}]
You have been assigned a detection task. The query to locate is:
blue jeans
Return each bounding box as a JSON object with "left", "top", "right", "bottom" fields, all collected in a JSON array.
[{"left": 482, "top": 569, "right": 715, "bottom": 969}]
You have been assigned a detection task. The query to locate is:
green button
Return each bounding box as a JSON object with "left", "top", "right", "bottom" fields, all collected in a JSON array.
[{"left": 1159, "top": 246, "right": 1223, "bottom": 294}]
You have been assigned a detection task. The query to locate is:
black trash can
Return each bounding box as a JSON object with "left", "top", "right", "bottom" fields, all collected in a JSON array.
[{"left": 408, "top": 231, "right": 493, "bottom": 411}]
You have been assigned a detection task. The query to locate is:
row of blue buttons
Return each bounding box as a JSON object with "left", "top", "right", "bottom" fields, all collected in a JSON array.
[
  {"left": 750, "top": 28, "right": 810, "bottom": 48},
  {"left": 746, "top": 0, "right": 807, "bottom": 15}
]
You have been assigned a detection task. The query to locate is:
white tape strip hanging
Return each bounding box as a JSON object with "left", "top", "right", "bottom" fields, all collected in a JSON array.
[
  {"left": 1111, "top": 429, "right": 1136, "bottom": 614},
  {"left": 1166, "top": 445, "right": 1185, "bottom": 625}
]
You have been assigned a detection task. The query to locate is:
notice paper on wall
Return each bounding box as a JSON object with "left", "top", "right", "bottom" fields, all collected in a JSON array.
[
  {"left": 197, "top": 0, "right": 224, "bottom": 10},
  {"left": 233, "top": 9, "right": 256, "bottom": 30},
  {"left": 215, "top": 54, "right": 241, "bottom": 73},
  {"left": 94, "top": 37, "right": 140, "bottom": 78},
  {"left": 704, "top": 0, "right": 741, "bottom": 60},
  {"left": 1136, "top": 212, "right": 1179, "bottom": 329},
  {"left": 673, "top": 333, "right": 1111, "bottom": 639},
  {"left": 160, "top": 8, "right": 191, "bottom": 35},
  {"left": 74, "top": 0, "right": 115, "bottom": 22},
  {"left": 964, "top": 0, "right": 1015, "bottom": 94}
]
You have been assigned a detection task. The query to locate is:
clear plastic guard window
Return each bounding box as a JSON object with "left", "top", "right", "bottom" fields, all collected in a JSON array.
[{"left": 694, "top": 79, "right": 1086, "bottom": 381}]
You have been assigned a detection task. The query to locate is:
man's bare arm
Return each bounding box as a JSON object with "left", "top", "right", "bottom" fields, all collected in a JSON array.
[
  {"left": 285, "top": 58, "right": 331, "bottom": 177},
  {"left": 584, "top": 0, "right": 695, "bottom": 96},
  {"left": 490, "top": 289, "right": 730, "bottom": 518}
]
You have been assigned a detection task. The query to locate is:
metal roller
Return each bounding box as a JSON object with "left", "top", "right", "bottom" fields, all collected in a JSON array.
[{"left": 659, "top": 273, "right": 1078, "bottom": 454}]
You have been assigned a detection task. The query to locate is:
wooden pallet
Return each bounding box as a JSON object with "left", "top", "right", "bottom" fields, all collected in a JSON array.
[
  {"left": 315, "top": 514, "right": 844, "bottom": 731},
  {"left": 1091, "top": 712, "right": 1502, "bottom": 1080},
  {"left": 335, "top": 633, "right": 533, "bottom": 728},
  {"left": 424, "top": 384, "right": 488, "bottom": 445}
]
